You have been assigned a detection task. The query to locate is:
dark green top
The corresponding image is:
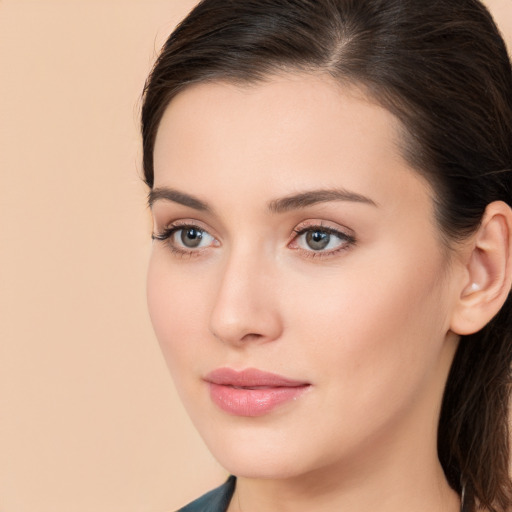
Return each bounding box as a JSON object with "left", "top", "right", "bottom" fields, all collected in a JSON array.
[
  {"left": 177, "top": 476, "right": 236, "bottom": 512},
  {"left": 177, "top": 476, "right": 466, "bottom": 511}
]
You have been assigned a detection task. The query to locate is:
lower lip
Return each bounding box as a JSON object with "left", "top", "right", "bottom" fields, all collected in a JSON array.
[{"left": 208, "top": 383, "right": 310, "bottom": 417}]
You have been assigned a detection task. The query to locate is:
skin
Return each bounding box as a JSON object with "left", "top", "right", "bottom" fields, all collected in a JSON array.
[{"left": 147, "top": 73, "right": 468, "bottom": 512}]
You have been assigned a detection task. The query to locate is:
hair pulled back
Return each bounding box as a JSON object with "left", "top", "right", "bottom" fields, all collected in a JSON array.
[{"left": 141, "top": 1, "right": 512, "bottom": 510}]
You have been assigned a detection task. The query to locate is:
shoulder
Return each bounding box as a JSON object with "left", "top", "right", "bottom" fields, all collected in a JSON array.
[{"left": 176, "top": 476, "right": 236, "bottom": 512}]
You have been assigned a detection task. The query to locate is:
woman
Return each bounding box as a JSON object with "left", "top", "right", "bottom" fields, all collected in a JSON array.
[{"left": 141, "top": 0, "right": 512, "bottom": 511}]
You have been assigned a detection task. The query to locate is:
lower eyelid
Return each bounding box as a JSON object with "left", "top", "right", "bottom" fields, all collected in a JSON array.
[{"left": 294, "top": 240, "right": 355, "bottom": 260}]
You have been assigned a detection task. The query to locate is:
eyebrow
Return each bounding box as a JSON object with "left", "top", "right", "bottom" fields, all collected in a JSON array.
[
  {"left": 148, "top": 186, "right": 377, "bottom": 212},
  {"left": 268, "top": 188, "right": 377, "bottom": 213},
  {"left": 148, "top": 187, "right": 211, "bottom": 211}
]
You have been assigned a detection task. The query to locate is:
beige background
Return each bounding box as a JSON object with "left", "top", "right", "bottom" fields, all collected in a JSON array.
[{"left": 0, "top": 1, "right": 510, "bottom": 511}]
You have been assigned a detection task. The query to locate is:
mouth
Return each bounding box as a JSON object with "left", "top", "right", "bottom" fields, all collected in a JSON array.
[{"left": 204, "top": 368, "right": 311, "bottom": 417}]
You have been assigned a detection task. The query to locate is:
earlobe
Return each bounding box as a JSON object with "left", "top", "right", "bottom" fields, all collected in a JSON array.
[{"left": 450, "top": 201, "right": 512, "bottom": 336}]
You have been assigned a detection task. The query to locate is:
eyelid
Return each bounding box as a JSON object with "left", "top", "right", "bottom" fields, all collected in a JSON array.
[
  {"left": 292, "top": 219, "right": 355, "bottom": 239},
  {"left": 153, "top": 217, "right": 213, "bottom": 233}
]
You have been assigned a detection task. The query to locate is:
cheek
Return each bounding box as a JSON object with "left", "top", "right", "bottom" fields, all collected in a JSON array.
[
  {"left": 283, "top": 245, "right": 451, "bottom": 413},
  {"left": 146, "top": 253, "right": 210, "bottom": 377}
]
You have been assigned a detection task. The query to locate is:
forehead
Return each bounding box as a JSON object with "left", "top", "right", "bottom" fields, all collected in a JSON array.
[
  {"left": 154, "top": 73, "right": 401, "bottom": 154},
  {"left": 152, "top": 72, "right": 430, "bottom": 211}
]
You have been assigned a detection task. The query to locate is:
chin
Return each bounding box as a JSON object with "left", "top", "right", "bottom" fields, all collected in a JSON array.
[
  {"left": 195, "top": 420, "right": 332, "bottom": 481},
  {"left": 216, "top": 452, "right": 309, "bottom": 480}
]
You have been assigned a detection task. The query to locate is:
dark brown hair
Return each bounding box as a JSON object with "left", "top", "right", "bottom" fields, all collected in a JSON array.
[{"left": 141, "top": 0, "right": 512, "bottom": 510}]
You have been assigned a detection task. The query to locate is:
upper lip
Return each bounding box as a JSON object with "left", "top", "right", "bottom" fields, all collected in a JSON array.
[{"left": 204, "top": 367, "right": 309, "bottom": 388}]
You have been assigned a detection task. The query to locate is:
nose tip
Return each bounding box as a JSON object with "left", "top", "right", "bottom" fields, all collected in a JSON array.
[
  {"left": 208, "top": 260, "right": 283, "bottom": 346},
  {"left": 209, "top": 312, "right": 280, "bottom": 346}
]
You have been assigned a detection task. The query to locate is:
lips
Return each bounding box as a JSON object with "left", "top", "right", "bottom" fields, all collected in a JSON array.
[{"left": 204, "top": 368, "right": 310, "bottom": 417}]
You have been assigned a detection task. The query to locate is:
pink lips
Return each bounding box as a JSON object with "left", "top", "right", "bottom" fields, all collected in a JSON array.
[{"left": 205, "top": 368, "right": 310, "bottom": 417}]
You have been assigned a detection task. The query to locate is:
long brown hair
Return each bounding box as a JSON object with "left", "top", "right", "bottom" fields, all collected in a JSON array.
[{"left": 141, "top": 1, "right": 512, "bottom": 509}]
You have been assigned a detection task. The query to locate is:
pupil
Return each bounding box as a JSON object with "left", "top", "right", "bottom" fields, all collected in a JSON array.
[
  {"left": 181, "top": 228, "right": 203, "bottom": 248},
  {"left": 306, "top": 230, "right": 330, "bottom": 250}
]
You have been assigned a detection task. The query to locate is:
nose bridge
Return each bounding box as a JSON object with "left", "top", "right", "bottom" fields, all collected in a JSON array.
[{"left": 209, "top": 242, "right": 282, "bottom": 345}]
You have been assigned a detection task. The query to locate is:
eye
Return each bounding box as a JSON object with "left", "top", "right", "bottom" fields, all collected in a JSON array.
[
  {"left": 152, "top": 223, "right": 217, "bottom": 254},
  {"left": 177, "top": 226, "right": 208, "bottom": 248},
  {"left": 291, "top": 224, "right": 355, "bottom": 255},
  {"left": 303, "top": 230, "right": 334, "bottom": 251}
]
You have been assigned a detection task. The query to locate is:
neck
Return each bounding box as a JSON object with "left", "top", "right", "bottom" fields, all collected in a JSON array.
[{"left": 229, "top": 445, "right": 460, "bottom": 512}]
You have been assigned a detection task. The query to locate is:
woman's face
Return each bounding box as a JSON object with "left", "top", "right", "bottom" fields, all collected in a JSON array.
[{"left": 147, "top": 74, "right": 461, "bottom": 480}]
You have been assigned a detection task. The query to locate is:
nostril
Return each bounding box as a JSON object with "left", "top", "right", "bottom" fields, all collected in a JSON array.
[
  {"left": 209, "top": 326, "right": 264, "bottom": 345},
  {"left": 240, "top": 332, "right": 264, "bottom": 342}
]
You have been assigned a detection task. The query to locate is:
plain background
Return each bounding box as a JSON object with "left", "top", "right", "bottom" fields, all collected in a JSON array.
[{"left": 0, "top": 1, "right": 510, "bottom": 511}]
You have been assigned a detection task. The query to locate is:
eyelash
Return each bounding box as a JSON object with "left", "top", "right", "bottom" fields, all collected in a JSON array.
[
  {"left": 291, "top": 224, "right": 356, "bottom": 259},
  {"left": 152, "top": 222, "right": 356, "bottom": 259},
  {"left": 151, "top": 222, "right": 215, "bottom": 258}
]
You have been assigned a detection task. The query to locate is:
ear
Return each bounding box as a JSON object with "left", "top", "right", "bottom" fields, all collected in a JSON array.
[{"left": 450, "top": 201, "right": 512, "bottom": 336}]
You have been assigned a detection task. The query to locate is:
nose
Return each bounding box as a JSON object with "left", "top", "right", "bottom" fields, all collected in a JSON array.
[{"left": 208, "top": 249, "right": 283, "bottom": 346}]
